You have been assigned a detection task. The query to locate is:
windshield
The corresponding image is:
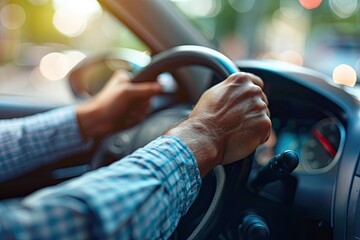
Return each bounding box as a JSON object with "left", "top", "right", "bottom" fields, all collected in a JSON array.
[
  {"left": 1, "top": 0, "right": 359, "bottom": 101},
  {"left": 0, "top": 0, "right": 148, "bottom": 102},
  {"left": 170, "top": 0, "right": 360, "bottom": 88}
]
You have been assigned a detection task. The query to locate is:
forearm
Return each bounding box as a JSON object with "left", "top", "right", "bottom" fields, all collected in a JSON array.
[
  {"left": 0, "top": 136, "right": 201, "bottom": 239},
  {"left": 0, "top": 107, "right": 91, "bottom": 182}
]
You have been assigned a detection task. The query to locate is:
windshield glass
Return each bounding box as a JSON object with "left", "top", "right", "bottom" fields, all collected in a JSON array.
[
  {"left": 170, "top": 0, "right": 359, "bottom": 87},
  {"left": 0, "top": 0, "right": 148, "bottom": 101}
]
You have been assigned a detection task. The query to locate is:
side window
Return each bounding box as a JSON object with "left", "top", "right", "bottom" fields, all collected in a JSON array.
[{"left": 0, "top": 0, "right": 149, "bottom": 102}]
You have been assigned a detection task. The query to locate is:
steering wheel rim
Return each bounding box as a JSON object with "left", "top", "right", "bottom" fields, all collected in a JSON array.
[
  {"left": 92, "top": 45, "right": 254, "bottom": 240},
  {"left": 132, "top": 45, "right": 239, "bottom": 83}
]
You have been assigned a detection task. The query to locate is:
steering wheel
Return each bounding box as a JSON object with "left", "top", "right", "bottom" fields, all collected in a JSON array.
[{"left": 91, "top": 45, "right": 254, "bottom": 240}]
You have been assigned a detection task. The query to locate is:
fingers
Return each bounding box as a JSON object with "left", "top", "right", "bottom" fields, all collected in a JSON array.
[
  {"left": 240, "top": 72, "right": 271, "bottom": 139},
  {"left": 227, "top": 72, "right": 264, "bottom": 88},
  {"left": 111, "top": 69, "right": 163, "bottom": 98},
  {"left": 230, "top": 72, "right": 269, "bottom": 104},
  {"left": 125, "top": 82, "right": 163, "bottom": 99},
  {"left": 261, "top": 91, "right": 270, "bottom": 118},
  {"left": 102, "top": 69, "right": 131, "bottom": 90},
  {"left": 258, "top": 115, "right": 272, "bottom": 144},
  {"left": 261, "top": 91, "right": 268, "bottom": 105},
  {"left": 247, "top": 73, "right": 264, "bottom": 89},
  {"left": 112, "top": 69, "right": 132, "bottom": 83}
]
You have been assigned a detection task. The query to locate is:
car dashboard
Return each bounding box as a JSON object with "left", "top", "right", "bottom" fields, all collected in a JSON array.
[
  {"left": 232, "top": 60, "right": 360, "bottom": 240},
  {"left": 256, "top": 98, "right": 345, "bottom": 175}
]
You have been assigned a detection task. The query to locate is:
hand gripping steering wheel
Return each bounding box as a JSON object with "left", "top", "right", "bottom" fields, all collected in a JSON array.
[{"left": 91, "top": 45, "right": 254, "bottom": 240}]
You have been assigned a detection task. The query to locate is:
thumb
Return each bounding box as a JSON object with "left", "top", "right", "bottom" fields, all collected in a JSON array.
[{"left": 105, "top": 69, "right": 132, "bottom": 88}]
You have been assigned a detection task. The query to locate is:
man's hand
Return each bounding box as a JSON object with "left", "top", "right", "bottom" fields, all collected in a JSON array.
[
  {"left": 76, "top": 70, "right": 162, "bottom": 139},
  {"left": 166, "top": 72, "right": 271, "bottom": 177}
]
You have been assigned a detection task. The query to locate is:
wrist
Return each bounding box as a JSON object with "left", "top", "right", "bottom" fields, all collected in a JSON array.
[
  {"left": 165, "top": 119, "right": 224, "bottom": 177},
  {"left": 75, "top": 102, "right": 110, "bottom": 140}
]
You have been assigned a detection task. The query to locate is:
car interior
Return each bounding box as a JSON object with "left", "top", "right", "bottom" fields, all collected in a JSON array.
[{"left": 0, "top": 0, "right": 359, "bottom": 239}]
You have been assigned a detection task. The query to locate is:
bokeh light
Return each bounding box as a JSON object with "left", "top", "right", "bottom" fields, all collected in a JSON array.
[
  {"left": 170, "top": 0, "right": 222, "bottom": 18},
  {"left": 332, "top": 64, "right": 357, "bottom": 87},
  {"left": 259, "top": 8, "right": 307, "bottom": 66},
  {"left": 40, "top": 52, "right": 70, "bottom": 81},
  {"left": 299, "top": 0, "right": 322, "bottom": 10},
  {"left": 229, "top": 0, "right": 255, "bottom": 13},
  {"left": 39, "top": 51, "right": 86, "bottom": 81},
  {"left": 258, "top": 51, "right": 279, "bottom": 60},
  {"left": 53, "top": 8, "right": 87, "bottom": 37},
  {"left": 280, "top": 0, "right": 303, "bottom": 19},
  {"left": 329, "top": 0, "right": 359, "bottom": 19},
  {"left": 259, "top": 50, "right": 303, "bottom": 66},
  {"left": 52, "top": 0, "right": 102, "bottom": 16},
  {"left": 278, "top": 50, "right": 304, "bottom": 65},
  {"left": 52, "top": 0, "right": 102, "bottom": 37},
  {"left": 0, "top": 4, "right": 26, "bottom": 30}
]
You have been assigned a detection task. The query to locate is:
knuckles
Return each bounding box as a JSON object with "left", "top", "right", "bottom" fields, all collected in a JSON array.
[
  {"left": 258, "top": 115, "right": 272, "bottom": 143},
  {"left": 227, "top": 72, "right": 251, "bottom": 84},
  {"left": 246, "top": 84, "right": 262, "bottom": 96},
  {"left": 227, "top": 72, "right": 264, "bottom": 86},
  {"left": 253, "top": 99, "right": 268, "bottom": 111}
]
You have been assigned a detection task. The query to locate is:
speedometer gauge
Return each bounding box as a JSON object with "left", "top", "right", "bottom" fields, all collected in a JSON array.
[{"left": 302, "top": 118, "right": 345, "bottom": 173}]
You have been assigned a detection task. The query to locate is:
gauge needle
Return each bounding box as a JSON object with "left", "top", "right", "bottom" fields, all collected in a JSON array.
[{"left": 312, "top": 129, "right": 337, "bottom": 157}]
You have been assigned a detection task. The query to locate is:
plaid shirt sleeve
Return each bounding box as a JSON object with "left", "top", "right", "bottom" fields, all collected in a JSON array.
[
  {"left": 0, "top": 136, "right": 202, "bottom": 239},
  {"left": 0, "top": 106, "right": 92, "bottom": 182}
]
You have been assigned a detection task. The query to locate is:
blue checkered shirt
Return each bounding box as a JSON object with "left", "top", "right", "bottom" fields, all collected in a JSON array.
[
  {"left": 0, "top": 107, "right": 202, "bottom": 239},
  {"left": 0, "top": 107, "right": 92, "bottom": 182}
]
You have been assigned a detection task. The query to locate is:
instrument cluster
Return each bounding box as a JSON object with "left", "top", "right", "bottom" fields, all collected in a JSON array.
[{"left": 255, "top": 99, "right": 345, "bottom": 174}]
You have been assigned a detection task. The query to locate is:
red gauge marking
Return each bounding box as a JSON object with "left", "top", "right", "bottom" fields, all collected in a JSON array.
[{"left": 312, "top": 129, "right": 336, "bottom": 157}]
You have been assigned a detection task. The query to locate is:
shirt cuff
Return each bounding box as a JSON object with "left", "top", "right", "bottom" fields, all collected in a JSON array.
[{"left": 145, "top": 135, "right": 202, "bottom": 215}]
